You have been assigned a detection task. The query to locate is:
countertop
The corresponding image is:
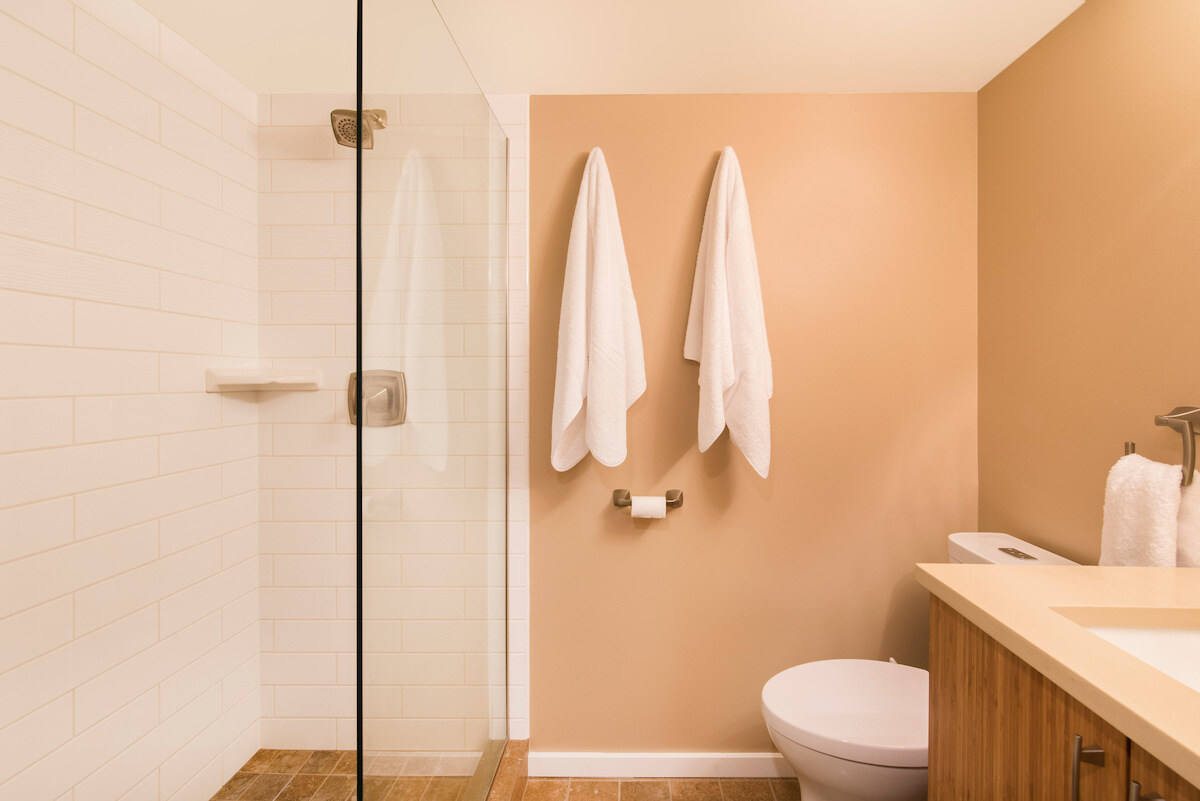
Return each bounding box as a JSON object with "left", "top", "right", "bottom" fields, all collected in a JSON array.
[{"left": 916, "top": 564, "right": 1200, "bottom": 787}]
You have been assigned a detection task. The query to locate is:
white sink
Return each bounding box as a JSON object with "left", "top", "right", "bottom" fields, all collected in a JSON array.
[{"left": 1085, "top": 625, "right": 1200, "bottom": 693}]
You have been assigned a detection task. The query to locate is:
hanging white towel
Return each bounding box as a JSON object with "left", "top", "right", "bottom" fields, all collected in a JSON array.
[
  {"left": 550, "top": 147, "right": 646, "bottom": 471},
  {"left": 390, "top": 149, "right": 448, "bottom": 471},
  {"left": 683, "top": 146, "right": 773, "bottom": 477},
  {"left": 1177, "top": 471, "right": 1200, "bottom": 566},
  {"left": 1099, "top": 454, "right": 1181, "bottom": 566}
]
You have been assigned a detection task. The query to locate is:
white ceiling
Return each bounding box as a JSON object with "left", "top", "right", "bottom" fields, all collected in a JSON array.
[{"left": 134, "top": 0, "right": 1084, "bottom": 95}]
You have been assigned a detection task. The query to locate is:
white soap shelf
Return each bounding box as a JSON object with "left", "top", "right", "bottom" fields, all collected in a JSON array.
[{"left": 205, "top": 368, "right": 323, "bottom": 393}]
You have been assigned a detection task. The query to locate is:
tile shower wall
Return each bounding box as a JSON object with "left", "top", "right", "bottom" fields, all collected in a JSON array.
[
  {"left": 0, "top": 1, "right": 260, "bottom": 799},
  {"left": 257, "top": 93, "right": 528, "bottom": 752}
]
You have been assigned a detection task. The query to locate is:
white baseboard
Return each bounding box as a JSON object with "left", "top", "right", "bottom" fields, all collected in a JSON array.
[{"left": 527, "top": 752, "right": 795, "bottom": 778}]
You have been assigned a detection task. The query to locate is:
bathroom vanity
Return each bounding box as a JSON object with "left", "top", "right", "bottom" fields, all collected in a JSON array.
[{"left": 917, "top": 565, "right": 1200, "bottom": 800}]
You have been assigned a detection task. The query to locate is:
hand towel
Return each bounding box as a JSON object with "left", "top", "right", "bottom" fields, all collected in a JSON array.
[
  {"left": 1099, "top": 454, "right": 1182, "bottom": 566},
  {"left": 683, "top": 146, "right": 773, "bottom": 477},
  {"left": 1177, "top": 471, "right": 1200, "bottom": 566},
  {"left": 550, "top": 147, "right": 646, "bottom": 471}
]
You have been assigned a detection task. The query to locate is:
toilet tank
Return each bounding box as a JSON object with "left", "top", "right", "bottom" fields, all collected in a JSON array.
[{"left": 948, "top": 532, "right": 1077, "bottom": 565}]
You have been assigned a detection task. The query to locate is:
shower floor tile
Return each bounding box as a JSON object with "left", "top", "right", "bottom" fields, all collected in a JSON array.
[{"left": 211, "top": 750, "right": 474, "bottom": 801}]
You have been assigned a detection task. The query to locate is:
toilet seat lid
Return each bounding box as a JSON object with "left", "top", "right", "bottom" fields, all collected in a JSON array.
[{"left": 761, "top": 659, "right": 928, "bottom": 768}]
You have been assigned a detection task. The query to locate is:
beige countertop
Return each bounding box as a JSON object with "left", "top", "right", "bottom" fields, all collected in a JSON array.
[{"left": 916, "top": 564, "right": 1200, "bottom": 787}]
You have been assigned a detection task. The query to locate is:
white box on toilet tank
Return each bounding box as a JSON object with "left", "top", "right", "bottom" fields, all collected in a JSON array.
[{"left": 948, "top": 532, "right": 1077, "bottom": 565}]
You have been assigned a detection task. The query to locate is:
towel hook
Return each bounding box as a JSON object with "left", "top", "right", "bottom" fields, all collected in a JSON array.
[{"left": 1154, "top": 406, "right": 1200, "bottom": 486}]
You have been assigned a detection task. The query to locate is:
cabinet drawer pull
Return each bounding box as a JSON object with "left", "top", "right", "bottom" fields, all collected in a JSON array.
[
  {"left": 1129, "top": 780, "right": 1167, "bottom": 801},
  {"left": 1071, "top": 734, "right": 1106, "bottom": 801}
]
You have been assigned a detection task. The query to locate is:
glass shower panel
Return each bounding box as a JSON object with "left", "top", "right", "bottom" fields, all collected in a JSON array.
[{"left": 358, "top": 3, "right": 509, "bottom": 797}]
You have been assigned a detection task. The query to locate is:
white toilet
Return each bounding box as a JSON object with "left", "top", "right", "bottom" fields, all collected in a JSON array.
[
  {"left": 761, "top": 533, "right": 1075, "bottom": 801},
  {"left": 946, "top": 531, "right": 1076, "bottom": 566},
  {"left": 763, "top": 659, "right": 928, "bottom": 801}
]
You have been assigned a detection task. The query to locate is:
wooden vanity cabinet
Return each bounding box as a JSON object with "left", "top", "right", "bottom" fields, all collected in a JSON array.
[
  {"left": 930, "top": 597, "right": 1129, "bottom": 800},
  {"left": 1130, "top": 743, "right": 1200, "bottom": 801}
]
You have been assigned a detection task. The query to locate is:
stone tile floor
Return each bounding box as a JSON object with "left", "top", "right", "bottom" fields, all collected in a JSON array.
[
  {"left": 210, "top": 751, "right": 801, "bottom": 801},
  {"left": 520, "top": 778, "right": 800, "bottom": 801},
  {"left": 210, "top": 750, "right": 471, "bottom": 801}
]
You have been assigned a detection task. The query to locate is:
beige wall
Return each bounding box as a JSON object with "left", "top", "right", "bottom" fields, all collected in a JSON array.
[
  {"left": 529, "top": 94, "right": 978, "bottom": 751},
  {"left": 978, "top": 0, "right": 1200, "bottom": 564}
]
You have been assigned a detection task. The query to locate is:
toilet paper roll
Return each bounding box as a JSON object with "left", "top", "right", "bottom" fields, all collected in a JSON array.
[{"left": 630, "top": 495, "right": 667, "bottom": 519}]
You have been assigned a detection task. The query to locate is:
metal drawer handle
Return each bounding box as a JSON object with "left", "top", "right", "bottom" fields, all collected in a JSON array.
[
  {"left": 1129, "top": 781, "right": 1167, "bottom": 801},
  {"left": 1071, "top": 735, "right": 1105, "bottom": 801}
]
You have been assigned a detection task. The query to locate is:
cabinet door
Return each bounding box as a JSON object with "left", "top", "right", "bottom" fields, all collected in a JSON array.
[
  {"left": 929, "top": 597, "right": 1128, "bottom": 800},
  {"left": 1130, "top": 742, "right": 1200, "bottom": 801},
  {"left": 1060, "top": 686, "right": 1131, "bottom": 801}
]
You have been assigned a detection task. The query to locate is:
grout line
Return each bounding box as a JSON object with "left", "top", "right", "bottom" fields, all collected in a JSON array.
[
  {"left": 0, "top": 119, "right": 257, "bottom": 235},
  {"left": 2, "top": 500, "right": 229, "bottom": 592},
  {"left": 0, "top": 251, "right": 257, "bottom": 324},
  {"left": 0, "top": 9, "right": 254, "bottom": 145},
  {"left": 0, "top": 559, "right": 250, "bottom": 677},
  {"left": 1, "top": 448, "right": 255, "bottom": 510},
  {"left": 0, "top": 425, "right": 256, "bottom": 464}
]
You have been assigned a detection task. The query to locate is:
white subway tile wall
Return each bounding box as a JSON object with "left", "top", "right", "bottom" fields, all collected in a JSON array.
[
  {"left": 0, "top": 1, "right": 531, "bottom": 787},
  {"left": 257, "top": 93, "right": 530, "bottom": 754},
  {"left": 0, "top": 2, "right": 260, "bottom": 801}
]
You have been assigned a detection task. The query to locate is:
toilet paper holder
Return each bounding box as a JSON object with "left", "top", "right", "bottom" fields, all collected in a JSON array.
[{"left": 612, "top": 489, "right": 684, "bottom": 510}]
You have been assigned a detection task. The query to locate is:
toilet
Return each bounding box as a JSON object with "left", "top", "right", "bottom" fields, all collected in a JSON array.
[
  {"left": 762, "top": 659, "right": 928, "bottom": 801},
  {"left": 761, "top": 533, "right": 1076, "bottom": 801},
  {"left": 946, "top": 531, "right": 1076, "bottom": 565}
]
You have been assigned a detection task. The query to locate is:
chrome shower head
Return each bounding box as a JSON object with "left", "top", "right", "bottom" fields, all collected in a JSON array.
[{"left": 330, "top": 109, "right": 387, "bottom": 149}]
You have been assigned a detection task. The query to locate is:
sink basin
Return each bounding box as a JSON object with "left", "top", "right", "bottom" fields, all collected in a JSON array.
[
  {"left": 1086, "top": 625, "right": 1200, "bottom": 692},
  {"left": 1055, "top": 607, "right": 1200, "bottom": 693}
]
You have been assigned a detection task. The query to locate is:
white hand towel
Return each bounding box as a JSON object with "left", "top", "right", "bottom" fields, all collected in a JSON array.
[
  {"left": 683, "top": 146, "right": 773, "bottom": 477},
  {"left": 550, "top": 147, "right": 646, "bottom": 471},
  {"left": 1099, "top": 454, "right": 1181, "bottom": 566},
  {"left": 1177, "top": 471, "right": 1200, "bottom": 566}
]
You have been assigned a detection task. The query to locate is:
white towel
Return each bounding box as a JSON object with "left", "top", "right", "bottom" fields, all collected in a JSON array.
[
  {"left": 1099, "top": 454, "right": 1182, "bottom": 566},
  {"left": 550, "top": 147, "right": 646, "bottom": 471},
  {"left": 1177, "top": 472, "right": 1200, "bottom": 566},
  {"left": 390, "top": 149, "right": 447, "bottom": 470},
  {"left": 683, "top": 146, "right": 773, "bottom": 477}
]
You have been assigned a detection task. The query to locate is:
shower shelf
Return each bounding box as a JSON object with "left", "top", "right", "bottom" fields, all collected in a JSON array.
[{"left": 205, "top": 368, "right": 323, "bottom": 393}]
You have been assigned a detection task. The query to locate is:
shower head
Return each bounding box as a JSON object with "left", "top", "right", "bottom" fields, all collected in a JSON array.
[{"left": 330, "top": 109, "right": 387, "bottom": 149}]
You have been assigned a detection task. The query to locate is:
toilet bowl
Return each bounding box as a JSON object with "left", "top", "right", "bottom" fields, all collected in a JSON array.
[{"left": 762, "top": 659, "right": 928, "bottom": 801}]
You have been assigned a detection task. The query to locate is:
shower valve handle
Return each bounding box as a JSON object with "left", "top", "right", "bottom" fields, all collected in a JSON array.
[{"left": 348, "top": 371, "right": 406, "bottom": 426}]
